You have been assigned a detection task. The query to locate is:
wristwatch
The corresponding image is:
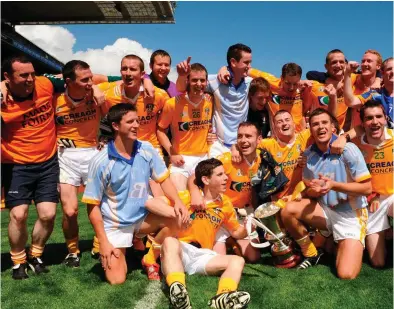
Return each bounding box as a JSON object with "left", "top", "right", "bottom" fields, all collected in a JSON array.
[{"left": 345, "top": 133, "right": 351, "bottom": 143}]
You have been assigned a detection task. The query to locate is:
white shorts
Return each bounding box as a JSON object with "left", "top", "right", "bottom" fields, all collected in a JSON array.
[
  {"left": 215, "top": 206, "right": 258, "bottom": 243},
  {"left": 180, "top": 241, "right": 217, "bottom": 275},
  {"left": 322, "top": 205, "right": 368, "bottom": 246},
  {"left": 170, "top": 154, "right": 208, "bottom": 178},
  {"left": 105, "top": 217, "right": 145, "bottom": 248},
  {"left": 208, "top": 140, "right": 231, "bottom": 158},
  {"left": 58, "top": 147, "right": 99, "bottom": 186},
  {"left": 367, "top": 194, "right": 394, "bottom": 235}
]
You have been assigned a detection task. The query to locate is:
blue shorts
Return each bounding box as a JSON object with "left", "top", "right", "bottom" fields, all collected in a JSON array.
[{"left": 2, "top": 154, "right": 60, "bottom": 208}]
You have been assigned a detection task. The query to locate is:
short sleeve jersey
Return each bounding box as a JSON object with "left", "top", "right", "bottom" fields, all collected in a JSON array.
[
  {"left": 357, "top": 88, "right": 393, "bottom": 121},
  {"left": 54, "top": 92, "right": 105, "bottom": 148},
  {"left": 1, "top": 76, "right": 57, "bottom": 164},
  {"left": 217, "top": 152, "right": 261, "bottom": 208},
  {"left": 207, "top": 74, "right": 252, "bottom": 146},
  {"left": 249, "top": 68, "right": 305, "bottom": 133},
  {"left": 103, "top": 85, "right": 169, "bottom": 148},
  {"left": 81, "top": 140, "right": 169, "bottom": 230},
  {"left": 177, "top": 191, "right": 240, "bottom": 249},
  {"left": 258, "top": 129, "right": 311, "bottom": 198},
  {"left": 157, "top": 93, "right": 213, "bottom": 155},
  {"left": 309, "top": 75, "right": 357, "bottom": 130},
  {"left": 303, "top": 137, "right": 371, "bottom": 211},
  {"left": 353, "top": 128, "right": 393, "bottom": 196}
]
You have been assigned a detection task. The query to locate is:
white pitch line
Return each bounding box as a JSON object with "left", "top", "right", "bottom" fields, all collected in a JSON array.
[{"left": 134, "top": 281, "right": 163, "bottom": 309}]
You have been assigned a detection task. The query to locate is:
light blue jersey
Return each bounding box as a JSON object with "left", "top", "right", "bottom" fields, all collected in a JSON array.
[
  {"left": 303, "top": 136, "right": 371, "bottom": 211},
  {"left": 207, "top": 74, "right": 252, "bottom": 146},
  {"left": 82, "top": 140, "right": 169, "bottom": 230}
]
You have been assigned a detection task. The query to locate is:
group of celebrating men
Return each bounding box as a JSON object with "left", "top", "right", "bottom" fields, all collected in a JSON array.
[{"left": 1, "top": 42, "right": 393, "bottom": 309}]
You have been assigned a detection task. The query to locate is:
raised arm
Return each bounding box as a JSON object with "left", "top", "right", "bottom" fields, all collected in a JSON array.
[
  {"left": 344, "top": 62, "right": 362, "bottom": 108},
  {"left": 176, "top": 56, "right": 191, "bottom": 93}
]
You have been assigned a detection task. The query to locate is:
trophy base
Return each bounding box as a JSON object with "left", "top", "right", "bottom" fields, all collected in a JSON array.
[
  {"left": 271, "top": 240, "right": 301, "bottom": 268},
  {"left": 274, "top": 254, "right": 301, "bottom": 268}
]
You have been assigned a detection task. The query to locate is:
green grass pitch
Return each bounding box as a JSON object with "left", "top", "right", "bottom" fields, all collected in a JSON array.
[{"left": 1, "top": 200, "right": 393, "bottom": 309}]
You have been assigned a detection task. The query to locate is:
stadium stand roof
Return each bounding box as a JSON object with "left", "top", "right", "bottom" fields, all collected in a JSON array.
[
  {"left": 1, "top": 1, "right": 176, "bottom": 25},
  {"left": 1, "top": 23, "right": 64, "bottom": 75}
]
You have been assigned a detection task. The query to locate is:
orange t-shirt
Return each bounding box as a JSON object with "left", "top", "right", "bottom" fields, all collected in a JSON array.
[
  {"left": 54, "top": 92, "right": 105, "bottom": 148},
  {"left": 258, "top": 129, "right": 311, "bottom": 198},
  {"left": 350, "top": 76, "right": 373, "bottom": 128},
  {"left": 177, "top": 191, "right": 240, "bottom": 249},
  {"left": 103, "top": 85, "right": 169, "bottom": 148},
  {"left": 309, "top": 75, "right": 357, "bottom": 130},
  {"left": 217, "top": 152, "right": 261, "bottom": 208},
  {"left": 249, "top": 69, "right": 305, "bottom": 133},
  {"left": 1, "top": 76, "right": 57, "bottom": 164},
  {"left": 353, "top": 128, "right": 393, "bottom": 195},
  {"left": 157, "top": 93, "right": 213, "bottom": 155}
]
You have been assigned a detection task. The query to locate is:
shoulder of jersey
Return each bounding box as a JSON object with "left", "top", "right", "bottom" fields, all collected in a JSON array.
[
  {"left": 221, "top": 194, "right": 233, "bottom": 207},
  {"left": 218, "top": 152, "right": 232, "bottom": 163},
  {"left": 154, "top": 86, "right": 169, "bottom": 97},
  {"left": 37, "top": 75, "right": 55, "bottom": 91},
  {"left": 387, "top": 128, "right": 394, "bottom": 138},
  {"left": 203, "top": 93, "right": 214, "bottom": 102}
]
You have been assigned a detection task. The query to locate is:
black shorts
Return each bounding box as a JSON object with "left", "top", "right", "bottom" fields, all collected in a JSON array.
[{"left": 2, "top": 153, "right": 59, "bottom": 208}]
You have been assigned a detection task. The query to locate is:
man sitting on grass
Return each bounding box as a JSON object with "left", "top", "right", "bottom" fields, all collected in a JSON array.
[
  {"left": 152, "top": 158, "right": 251, "bottom": 309},
  {"left": 82, "top": 103, "right": 189, "bottom": 285}
]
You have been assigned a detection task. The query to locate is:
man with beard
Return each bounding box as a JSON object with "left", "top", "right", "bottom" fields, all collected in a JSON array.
[{"left": 1, "top": 56, "right": 65, "bottom": 279}]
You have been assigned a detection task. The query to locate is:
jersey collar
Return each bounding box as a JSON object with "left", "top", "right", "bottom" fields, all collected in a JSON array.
[
  {"left": 227, "top": 66, "right": 245, "bottom": 89},
  {"left": 108, "top": 140, "right": 141, "bottom": 165},
  {"left": 121, "top": 84, "right": 143, "bottom": 104},
  {"left": 150, "top": 72, "right": 170, "bottom": 91},
  {"left": 311, "top": 134, "right": 338, "bottom": 157},
  {"left": 361, "top": 127, "right": 392, "bottom": 147}
]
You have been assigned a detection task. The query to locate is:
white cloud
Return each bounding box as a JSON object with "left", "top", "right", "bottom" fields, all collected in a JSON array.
[{"left": 15, "top": 25, "right": 177, "bottom": 82}]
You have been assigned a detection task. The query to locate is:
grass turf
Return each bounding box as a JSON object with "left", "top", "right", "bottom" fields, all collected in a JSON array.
[{"left": 1, "top": 200, "right": 393, "bottom": 309}]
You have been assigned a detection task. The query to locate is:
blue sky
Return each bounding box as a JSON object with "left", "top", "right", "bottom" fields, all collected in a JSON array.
[{"left": 55, "top": 2, "right": 394, "bottom": 78}]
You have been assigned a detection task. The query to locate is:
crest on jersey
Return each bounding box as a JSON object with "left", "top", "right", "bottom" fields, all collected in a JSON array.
[
  {"left": 296, "top": 144, "right": 301, "bottom": 153},
  {"left": 277, "top": 152, "right": 282, "bottom": 158},
  {"left": 146, "top": 103, "right": 154, "bottom": 113},
  {"left": 236, "top": 169, "right": 243, "bottom": 176},
  {"left": 272, "top": 94, "right": 281, "bottom": 105},
  {"left": 204, "top": 108, "right": 210, "bottom": 116},
  {"left": 212, "top": 208, "right": 222, "bottom": 215}
]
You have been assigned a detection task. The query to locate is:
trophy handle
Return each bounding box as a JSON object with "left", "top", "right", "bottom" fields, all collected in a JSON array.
[{"left": 247, "top": 216, "right": 286, "bottom": 248}]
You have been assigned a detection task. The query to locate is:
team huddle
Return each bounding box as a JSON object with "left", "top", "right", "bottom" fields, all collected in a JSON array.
[{"left": 1, "top": 43, "right": 393, "bottom": 309}]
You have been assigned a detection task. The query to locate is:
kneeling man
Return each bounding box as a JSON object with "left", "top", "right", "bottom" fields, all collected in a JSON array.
[
  {"left": 82, "top": 103, "right": 189, "bottom": 285},
  {"left": 281, "top": 108, "right": 372, "bottom": 279}
]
